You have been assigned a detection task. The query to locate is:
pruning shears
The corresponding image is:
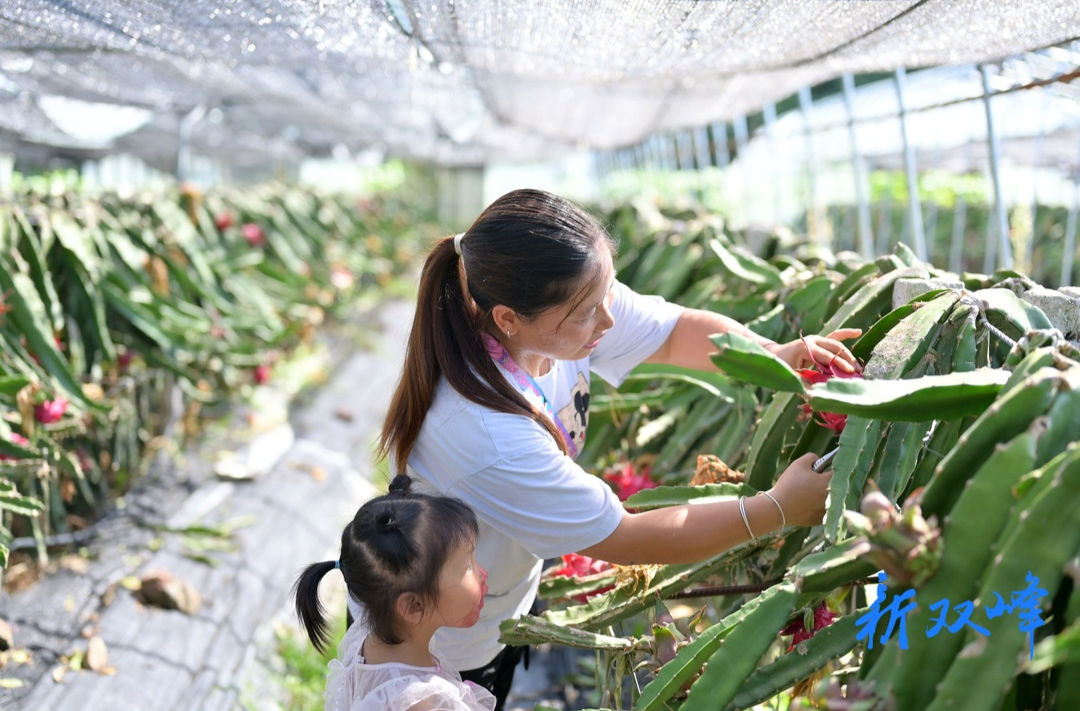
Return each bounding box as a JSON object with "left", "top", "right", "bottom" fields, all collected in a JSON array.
[{"left": 812, "top": 446, "right": 840, "bottom": 473}]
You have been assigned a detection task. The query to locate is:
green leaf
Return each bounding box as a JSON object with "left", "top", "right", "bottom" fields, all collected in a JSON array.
[
  {"left": 0, "top": 269, "right": 96, "bottom": 409},
  {"left": 538, "top": 570, "right": 618, "bottom": 601},
  {"left": 637, "top": 591, "right": 764, "bottom": 711},
  {"left": 498, "top": 614, "right": 634, "bottom": 650},
  {"left": 864, "top": 292, "right": 959, "bottom": 380},
  {"left": 726, "top": 609, "right": 864, "bottom": 711},
  {"left": 1025, "top": 619, "right": 1080, "bottom": 674},
  {"left": 789, "top": 536, "right": 877, "bottom": 592},
  {"left": 0, "top": 477, "right": 44, "bottom": 516},
  {"left": 624, "top": 482, "right": 757, "bottom": 510},
  {"left": 807, "top": 368, "right": 1010, "bottom": 422},
  {"left": 542, "top": 551, "right": 744, "bottom": 631},
  {"left": 0, "top": 494, "right": 44, "bottom": 516},
  {"left": 680, "top": 584, "right": 800, "bottom": 711},
  {"left": 51, "top": 212, "right": 104, "bottom": 278},
  {"left": 823, "top": 266, "right": 929, "bottom": 333},
  {"left": 892, "top": 242, "right": 922, "bottom": 268},
  {"left": 0, "top": 376, "right": 31, "bottom": 396},
  {"left": 708, "top": 332, "right": 805, "bottom": 394},
  {"left": 626, "top": 363, "right": 737, "bottom": 402},
  {"left": 709, "top": 239, "right": 782, "bottom": 289},
  {"left": 974, "top": 287, "right": 1053, "bottom": 339},
  {"left": 0, "top": 438, "right": 37, "bottom": 461}
]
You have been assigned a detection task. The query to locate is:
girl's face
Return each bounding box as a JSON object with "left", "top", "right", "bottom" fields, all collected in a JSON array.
[
  {"left": 433, "top": 540, "right": 488, "bottom": 628},
  {"left": 511, "top": 255, "right": 617, "bottom": 370}
]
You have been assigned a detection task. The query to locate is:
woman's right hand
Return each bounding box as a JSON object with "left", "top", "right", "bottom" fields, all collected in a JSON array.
[{"left": 768, "top": 452, "right": 832, "bottom": 528}]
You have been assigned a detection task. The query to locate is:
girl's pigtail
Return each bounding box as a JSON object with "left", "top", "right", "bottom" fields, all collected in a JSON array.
[{"left": 292, "top": 560, "right": 338, "bottom": 654}]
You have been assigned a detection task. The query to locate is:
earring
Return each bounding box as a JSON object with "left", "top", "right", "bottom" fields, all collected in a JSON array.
[{"left": 506, "top": 329, "right": 512, "bottom": 338}]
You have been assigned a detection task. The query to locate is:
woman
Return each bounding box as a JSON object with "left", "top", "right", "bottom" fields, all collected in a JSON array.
[{"left": 378, "top": 188, "right": 860, "bottom": 708}]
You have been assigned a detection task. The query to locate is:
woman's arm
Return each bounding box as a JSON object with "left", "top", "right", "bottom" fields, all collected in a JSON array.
[
  {"left": 644, "top": 307, "right": 862, "bottom": 374},
  {"left": 579, "top": 453, "right": 828, "bottom": 566}
]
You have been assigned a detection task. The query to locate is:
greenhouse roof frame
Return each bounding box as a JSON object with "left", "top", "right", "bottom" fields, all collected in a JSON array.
[{"left": 0, "top": 1, "right": 1078, "bottom": 169}]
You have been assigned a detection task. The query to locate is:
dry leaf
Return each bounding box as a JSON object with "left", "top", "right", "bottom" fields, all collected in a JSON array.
[
  {"left": 101, "top": 582, "right": 117, "bottom": 608},
  {"left": 60, "top": 477, "right": 76, "bottom": 503},
  {"left": 59, "top": 555, "right": 89, "bottom": 575},
  {"left": 0, "top": 619, "right": 12, "bottom": 651},
  {"left": 137, "top": 570, "right": 202, "bottom": 615},
  {"left": 86, "top": 637, "right": 108, "bottom": 673},
  {"left": 0, "top": 678, "right": 24, "bottom": 689},
  {"left": 690, "top": 454, "right": 745, "bottom": 486}
]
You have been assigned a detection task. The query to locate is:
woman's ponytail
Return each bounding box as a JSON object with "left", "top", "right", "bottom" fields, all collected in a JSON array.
[{"left": 379, "top": 236, "right": 470, "bottom": 468}]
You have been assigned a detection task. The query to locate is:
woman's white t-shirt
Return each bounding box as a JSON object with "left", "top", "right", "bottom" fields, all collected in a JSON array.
[{"left": 406, "top": 281, "right": 683, "bottom": 670}]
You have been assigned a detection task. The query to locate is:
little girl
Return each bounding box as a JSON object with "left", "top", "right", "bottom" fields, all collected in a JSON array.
[{"left": 294, "top": 474, "right": 494, "bottom": 711}]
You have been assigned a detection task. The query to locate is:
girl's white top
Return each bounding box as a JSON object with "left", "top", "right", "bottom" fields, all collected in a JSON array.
[{"left": 326, "top": 619, "right": 496, "bottom": 711}]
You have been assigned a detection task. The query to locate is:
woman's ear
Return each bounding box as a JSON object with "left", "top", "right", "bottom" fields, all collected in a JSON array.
[
  {"left": 490, "top": 305, "right": 522, "bottom": 337},
  {"left": 395, "top": 592, "right": 427, "bottom": 626}
]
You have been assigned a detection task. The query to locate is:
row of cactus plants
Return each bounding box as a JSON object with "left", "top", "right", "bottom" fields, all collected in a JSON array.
[
  {"left": 503, "top": 199, "right": 1080, "bottom": 710},
  {"left": 0, "top": 182, "right": 427, "bottom": 568}
]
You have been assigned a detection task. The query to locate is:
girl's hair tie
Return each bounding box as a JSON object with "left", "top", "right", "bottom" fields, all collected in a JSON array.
[{"left": 388, "top": 474, "right": 412, "bottom": 495}]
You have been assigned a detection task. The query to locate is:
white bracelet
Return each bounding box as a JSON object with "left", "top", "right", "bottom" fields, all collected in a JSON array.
[
  {"left": 738, "top": 496, "right": 757, "bottom": 542},
  {"left": 758, "top": 491, "right": 786, "bottom": 531}
]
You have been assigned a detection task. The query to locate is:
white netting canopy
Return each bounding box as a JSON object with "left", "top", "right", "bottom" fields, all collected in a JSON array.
[{"left": 1, "top": 1, "right": 1078, "bottom": 168}]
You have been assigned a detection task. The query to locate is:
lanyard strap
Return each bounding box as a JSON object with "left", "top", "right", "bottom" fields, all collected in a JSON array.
[{"left": 481, "top": 333, "right": 580, "bottom": 460}]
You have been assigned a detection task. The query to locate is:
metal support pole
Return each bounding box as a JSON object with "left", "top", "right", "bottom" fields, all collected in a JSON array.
[
  {"left": 712, "top": 123, "right": 730, "bottom": 168},
  {"left": 664, "top": 134, "right": 680, "bottom": 172},
  {"left": 649, "top": 135, "right": 663, "bottom": 172},
  {"left": 923, "top": 145, "right": 943, "bottom": 260},
  {"left": 877, "top": 192, "right": 892, "bottom": 256},
  {"left": 763, "top": 103, "right": 782, "bottom": 220},
  {"left": 177, "top": 104, "right": 207, "bottom": 182},
  {"left": 733, "top": 116, "right": 749, "bottom": 223},
  {"left": 843, "top": 74, "right": 874, "bottom": 258},
  {"left": 949, "top": 143, "right": 973, "bottom": 274},
  {"left": 799, "top": 86, "right": 820, "bottom": 242},
  {"left": 983, "top": 164, "right": 999, "bottom": 274},
  {"left": 894, "top": 68, "right": 927, "bottom": 261},
  {"left": 980, "top": 63, "right": 1013, "bottom": 270},
  {"left": 950, "top": 197, "right": 968, "bottom": 274},
  {"left": 733, "top": 115, "right": 749, "bottom": 154},
  {"left": 1061, "top": 135, "right": 1080, "bottom": 287},
  {"left": 676, "top": 131, "right": 693, "bottom": 172},
  {"left": 693, "top": 127, "right": 712, "bottom": 170},
  {"left": 1027, "top": 91, "right": 1048, "bottom": 275},
  {"left": 1063, "top": 181, "right": 1079, "bottom": 287}
]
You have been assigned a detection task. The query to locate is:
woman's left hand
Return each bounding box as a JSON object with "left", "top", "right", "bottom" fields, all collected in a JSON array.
[{"left": 765, "top": 329, "right": 863, "bottom": 374}]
